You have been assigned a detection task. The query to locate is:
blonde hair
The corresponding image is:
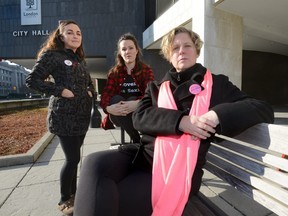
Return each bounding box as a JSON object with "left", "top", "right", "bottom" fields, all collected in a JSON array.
[{"left": 160, "top": 26, "right": 203, "bottom": 61}]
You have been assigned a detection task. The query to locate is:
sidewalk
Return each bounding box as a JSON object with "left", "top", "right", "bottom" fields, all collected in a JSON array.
[
  {"left": 0, "top": 107, "right": 287, "bottom": 216},
  {"left": 0, "top": 126, "right": 125, "bottom": 216}
]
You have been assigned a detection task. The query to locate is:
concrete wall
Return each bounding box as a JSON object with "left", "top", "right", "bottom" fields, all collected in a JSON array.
[
  {"left": 203, "top": 0, "right": 243, "bottom": 88},
  {"left": 0, "top": 99, "right": 49, "bottom": 112},
  {"left": 143, "top": 0, "right": 243, "bottom": 87},
  {"left": 143, "top": 0, "right": 193, "bottom": 49}
]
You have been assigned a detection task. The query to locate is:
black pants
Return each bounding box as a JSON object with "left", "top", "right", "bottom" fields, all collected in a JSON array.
[
  {"left": 58, "top": 134, "right": 85, "bottom": 203},
  {"left": 74, "top": 150, "right": 152, "bottom": 216},
  {"left": 109, "top": 95, "right": 140, "bottom": 143}
]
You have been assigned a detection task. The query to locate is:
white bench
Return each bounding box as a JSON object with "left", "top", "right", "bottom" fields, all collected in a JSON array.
[{"left": 184, "top": 123, "right": 288, "bottom": 216}]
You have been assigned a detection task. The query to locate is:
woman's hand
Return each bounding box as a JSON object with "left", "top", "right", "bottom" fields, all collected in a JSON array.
[
  {"left": 61, "top": 89, "right": 74, "bottom": 98},
  {"left": 87, "top": 91, "right": 93, "bottom": 97},
  {"left": 106, "top": 100, "right": 140, "bottom": 116},
  {"left": 119, "top": 100, "right": 140, "bottom": 113},
  {"left": 179, "top": 110, "right": 219, "bottom": 140}
]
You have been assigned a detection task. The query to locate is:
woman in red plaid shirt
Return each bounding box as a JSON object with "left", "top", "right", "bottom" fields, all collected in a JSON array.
[{"left": 100, "top": 33, "right": 154, "bottom": 143}]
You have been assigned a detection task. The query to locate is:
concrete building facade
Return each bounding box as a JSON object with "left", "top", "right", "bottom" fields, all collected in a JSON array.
[
  {"left": 144, "top": 0, "right": 288, "bottom": 105},
  {"left": 0, "top": 0, "right": 169, "bottom": 95},
  {"left": 0, "top": 0, "right": 287, "bottom": 105}
]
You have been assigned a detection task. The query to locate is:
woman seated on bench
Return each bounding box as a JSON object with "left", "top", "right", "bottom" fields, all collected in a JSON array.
[
  {"left": 74, "top": 27, "right": 274, "bottom": 216},
  {"left": 99, "top": 33, "right": 154, "bottom": 143}
]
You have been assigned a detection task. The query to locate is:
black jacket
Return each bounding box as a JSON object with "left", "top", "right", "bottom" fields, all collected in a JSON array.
[
  {"left": 26, "top": 49, "right": 95, "bottom": 136},
  {"left": 132, "top": 63, "right": 274, "bottom": 194}
]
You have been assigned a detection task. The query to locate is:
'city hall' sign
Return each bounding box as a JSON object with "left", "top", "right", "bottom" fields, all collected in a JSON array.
[
  {"left": 12, "top": 30, "right": 49, "bottom": 37},
  {"left": 21, "top": 0, "right": 42, "bottom": 25}
]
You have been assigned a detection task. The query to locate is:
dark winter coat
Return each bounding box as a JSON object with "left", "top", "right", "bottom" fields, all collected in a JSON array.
[
  {"left": 132, "top": 63, "right": 274, "bottom": 195},
  {"left": 26, "top": 49, "right": 95, "bottom": 136}
]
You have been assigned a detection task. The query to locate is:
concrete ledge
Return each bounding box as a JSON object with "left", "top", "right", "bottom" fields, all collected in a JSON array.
[
  {"left": 0, "top": 132, "right": 55, "bottom": 167},
  {"left": 0, "top": 99, "right": 49, "bottom": 112}
]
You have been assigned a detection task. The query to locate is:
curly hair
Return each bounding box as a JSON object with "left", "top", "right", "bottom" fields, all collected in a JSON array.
[
  {"left": 37, "top": 20, "right": 85, "bottom": 60},
  {"left": 160, "top": 26, "right": 203, "bottom": 61}
]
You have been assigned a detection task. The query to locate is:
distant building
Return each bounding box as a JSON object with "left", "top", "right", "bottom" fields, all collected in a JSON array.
[{"left": 0, "top": 60, "right": 30, "bottom": 96}]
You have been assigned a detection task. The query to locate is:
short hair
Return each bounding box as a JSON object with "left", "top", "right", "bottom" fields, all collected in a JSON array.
[{"left": 160, "top": 26, "right": 203, "bottom": 61}]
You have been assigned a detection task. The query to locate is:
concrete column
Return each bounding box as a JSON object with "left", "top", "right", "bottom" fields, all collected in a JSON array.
[
  {"left": 191, "top": 0, "right": 205, "bottom": 64},
  {"left": 203, "top": 0, "right": 243, "bottom": 88}
]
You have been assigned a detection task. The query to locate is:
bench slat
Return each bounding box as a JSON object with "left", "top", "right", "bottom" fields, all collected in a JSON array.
[
  {"left": 209, "top": 145, "right": 288, "bottom": 188},
  {"left": 183, "top": 196, "right": 222, "bottom": 216},
  {"left": 217, "top": 123, "right": 288, "bottom": 155},
  {"left": 261, "top": 154, "right": 288, "bottom": 172},
  {"left": 206, "top": 153, "right": 288, "bottom": 205},
  {"left": 205, "top": 163, "right": 288, "bottom": 216},
  {"left": 203, "top": 123, "right": 288, "bottom": 216},
  {"left": 212, "top": 139, "right": 288, "bottom": 172},
  {"left": 252, "top": 189, "right": 288, "bottom": 216}
]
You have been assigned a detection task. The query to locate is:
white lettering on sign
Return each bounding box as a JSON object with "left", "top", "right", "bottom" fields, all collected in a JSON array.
[
  {"left": 32, "top": 30, "right": 49, "bottom": 36},
  {"left": 23, "top": 11, "right": 39, "bottom": 17},
  {"left": 12, "top": 30, "right": 50, "bottom": 37},
  {"left": 12, "top": 31, "right": 29, "bottom": 37}
]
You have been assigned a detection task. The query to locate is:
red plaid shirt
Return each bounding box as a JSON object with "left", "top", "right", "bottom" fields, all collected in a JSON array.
[{"left": 100, "top": 63, "right": 154, "bottom": 113}]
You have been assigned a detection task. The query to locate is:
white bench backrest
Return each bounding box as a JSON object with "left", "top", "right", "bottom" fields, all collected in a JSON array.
[{"left": 205, "top": 123, "right": 288, "bottom": 216}]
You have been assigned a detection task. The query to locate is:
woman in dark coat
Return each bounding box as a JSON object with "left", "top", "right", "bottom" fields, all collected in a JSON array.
[
  {"left": 74, "top": 26, "right": 274, "bottom": 216},
  {"left": 26, "top": 20, "right": 94, "bottom": 215}
]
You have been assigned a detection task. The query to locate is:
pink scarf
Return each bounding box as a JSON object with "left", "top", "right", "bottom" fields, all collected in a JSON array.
[{"left": 152, "top": 70, "right": 213, "bottom": 216}]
